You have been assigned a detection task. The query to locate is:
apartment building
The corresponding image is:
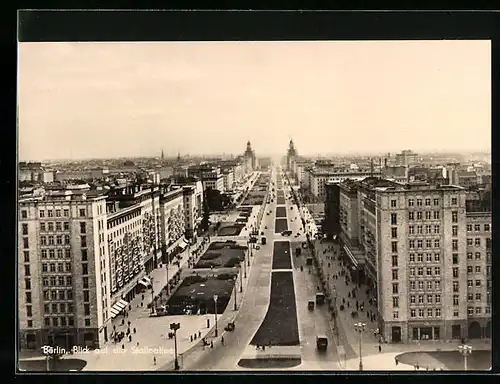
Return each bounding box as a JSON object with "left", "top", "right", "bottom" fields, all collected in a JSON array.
[
  {"left": 222, "top": 168, "right": 234, "bottom": 192},
  {"left": 337, "top": 178, "right": 491, "bottom": 344},
  {"left": 159, "top": 187, "right": 186, "bottom": 263},
  {"left": 182, "top": 182, "right": 204, "bottom": 240},
  {"left": 18, "top": 190, "right": 111, "bottom": 351}
]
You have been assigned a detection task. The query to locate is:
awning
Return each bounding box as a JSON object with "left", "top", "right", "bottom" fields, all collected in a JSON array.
[
  {"left": 138, "top": 276, "right": 151, "bottom": 288},
  {"left": 343, "top": 245, "right": 359, "bottom": 268},
  {"left": 110, "top": 299, "right": 129, "bottom": 318}
]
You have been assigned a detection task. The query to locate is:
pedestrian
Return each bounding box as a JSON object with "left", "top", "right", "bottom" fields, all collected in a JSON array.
[
  {"left": 221, "top": 336, "right": 224, "bottom": 345},
  {"left": 122, "top": 344, "right": 125, "bottom": 350},
  {"left": 378, "top": 345, "right": 382, "bottom": 353},
  {"left": 142, "top": 294, "right": 145, "bottom": 300},
  {"left": 190, "top": 335, "right": 193, "bottom": 342},
  {"left": 137, "top": 341, "right": 139, "bottom": 346},
  {"left": 153, "top": 356, "right": 157, "bottom": 365},
  {"left": 198, "top": 331, "right": 201, "bottom": 338},
  {"left": 133, "top": 327, "right": 136, "bottom": 334},
  {"left": 395, "top": 357, "right": 399, "bottom": 366},
  {"left": 194, "top": 333, "right": 197, "bottom": 340},
  {"left": 129, "top": 335, "right": 132, "bottom": 342},
  {"left": 210, "top": 341, "right": 214, "bottom": 348},
  {"left": 347, "top": 301, "right": 350, "bottom": 308}
]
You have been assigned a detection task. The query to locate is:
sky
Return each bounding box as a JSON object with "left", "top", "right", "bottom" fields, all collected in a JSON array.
[{"left": 18, "top": 40, "right": 491, "bottom": 161}]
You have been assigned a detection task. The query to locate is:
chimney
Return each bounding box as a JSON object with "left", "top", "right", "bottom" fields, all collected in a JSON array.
[{"left": 384, "top": 158, "right": 388, "bottom": 168}]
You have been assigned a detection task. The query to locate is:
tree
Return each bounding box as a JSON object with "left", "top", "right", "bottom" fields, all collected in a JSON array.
[{"left": 201, "top": 190, "right": 210, "bottom": 231}]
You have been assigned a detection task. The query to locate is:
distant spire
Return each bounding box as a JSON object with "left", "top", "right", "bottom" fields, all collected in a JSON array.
[
  {"left": 177, "top": 151, "right": 181, "bottom": 162},
  {"left": 161, "top": 149, "right": 164, "bottom": 160}
]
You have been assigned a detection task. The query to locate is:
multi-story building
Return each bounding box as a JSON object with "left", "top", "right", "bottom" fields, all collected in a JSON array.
[
  {"left": 18, "top": 190, "right": 111, "bottom": 351},
  {"left": 337, "top": 178, "right": 491, "bottom": 344},
  {"left": 188, "top": 165, "right": 224, "bottom": 193},
  {"left": 182, "top": 184, "right": 203, "bottom": 240},
  {"left": 323, "top": 182, "right": 341, "bottom": 240},
  {"left": 159, "top": 187, "right": 186, "bottom": 263},
  {"left": 222, "top": 168, "right": 234, "bottom": 192},
  {"left": 395, "top": 150, "right": 419, "bottom": 167}
]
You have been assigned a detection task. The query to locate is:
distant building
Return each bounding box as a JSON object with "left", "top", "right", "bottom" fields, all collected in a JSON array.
[
  {"left": 395, "top": 150, "right": 418, "bottom": 167},
  {"left": 188, "top": 165, "right": 224, "bottom": 193},
  {"left": 243, "top": 141, "right": 257, "bottom": 173}
]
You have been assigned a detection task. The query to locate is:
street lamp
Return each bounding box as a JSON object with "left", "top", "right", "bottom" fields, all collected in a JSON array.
[
  {"left": 458, "top": 344, "right": 472, "bottom": 371},
  {"left": 213, "top": 295, "right": 218, "bottom": 337},
  {"left": 243, "top": 253, "right": 247, "bottom": 278},
  {"left": 233, "top": 276, "right": 238, "bottom": 311},
  {"left": 240, "top": 264, "right": 243, "bottom": 293},
  {"left": 354, "top": 322, "right": 366, "bottom": 371},
  {"left": 150, "top": 282, "right": 155, "bottom": 314},
  {"left": 170, "top": 322, "right": 181, "bottom": 370}
]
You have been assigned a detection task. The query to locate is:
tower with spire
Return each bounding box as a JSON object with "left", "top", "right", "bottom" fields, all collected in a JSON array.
[{"left": 161, "top": 148, "right": 164, "bottom": 161}]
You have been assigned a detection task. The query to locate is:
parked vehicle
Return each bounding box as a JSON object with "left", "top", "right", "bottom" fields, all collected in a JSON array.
[{"left": 308, "top": 300, "right": 315, "bottom": 311}]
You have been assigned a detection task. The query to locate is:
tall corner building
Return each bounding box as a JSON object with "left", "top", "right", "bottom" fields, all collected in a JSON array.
[
  {"left": 18, "top": 191, "right": 111, "bottom": 350},
  {"left": 335, "top": 178, "right": 491, "bottom": 343}
]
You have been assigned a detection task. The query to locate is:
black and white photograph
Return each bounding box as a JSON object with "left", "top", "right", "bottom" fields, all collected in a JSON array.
[{"left": 17, "top": 34, "right": 492, "bottom": 372}]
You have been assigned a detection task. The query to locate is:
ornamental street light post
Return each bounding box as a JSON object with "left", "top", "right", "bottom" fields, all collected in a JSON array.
[
  {"left": 233, "top": 276, "right": 238, "bottom": 311},
  {"left": 213, "top": 295, "right": 218, "bottom": 337},
  {"left": 354, "top": 322, "right": 366, "bottom": 371},
  {"left": 243, "top": 253, "right": 247, "bottom": 278},
  {"left": 458, "top": 344, "right": 472, "bottom": 371},
  {"left": 170, "top": 322, "right": 181, "bottom": 370},
  {"left": 240, "top": 264, "right": 243, "bottom": 293}
]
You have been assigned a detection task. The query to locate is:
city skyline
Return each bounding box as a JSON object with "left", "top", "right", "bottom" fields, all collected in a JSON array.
[{"left": 18, "top": 40, "right": 491, "bottom": 161}]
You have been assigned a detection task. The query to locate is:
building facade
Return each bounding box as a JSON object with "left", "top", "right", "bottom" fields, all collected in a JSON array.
[
  {"left": 337, "top": 178, "right": 491, "bottom": 343},
  {"left": 159, "top": 187, "right": 186, "bottom": 264}
]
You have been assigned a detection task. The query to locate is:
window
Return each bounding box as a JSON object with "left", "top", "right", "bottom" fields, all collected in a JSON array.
[
  {"left": 417, "top": 240, "right": 423, "bottom": 248},
  {"left": 83, "top": 277, "right": 89, "bottom": 289},
  {"left": 410, "top": 309, "right": 416, "bottom": 318},
  {"left": 435, "top": 308, "right": 441, "bottom": 317},
  {"left": 475, "top": 293, "right": 481, "bottom": 301},
  {"left": 426, "top": 239, "right": 432, "bottom": 248},
  {"left": 64, "top": 235, "right": 70, "bottom": 245},
  {"left": 467, "top": 224, "right": 472, "bottom": 231},
  {"left": 453, "top": 267, "right": 459, "bottom": 278},
  {"left": 474, "top": 224, "right": 480, "bottom": 232},
  {"left": 391, "top": 200, "right": 397, "bottom": 208},
  {"left": 40, "top": 209, "right": 45, "bottom": 218},
  {"left": 434, "top": 239, "right": 440, "bottom": 248},
  {"left": 468, "top": 293, "right": 474, "bottom": 301},
  {"left": 427, "top": 308, "right": 433, "bottom": 317},
  {"left": 453, "top": 282, "right": 459, "bottom": 292},
  {"left": 484, "top": 224, "right": 490, "bottom": 231},
  {"left": 418, "top": 308, "right": 424, "bottom": 317},
  {"left": 467, "top": 238, "right": 473, "bottom": 246},
  {"left": 475, "top": 266, "right": 481, "bottom": 273},
  {"left": 48, "top": 210, "right": 53, "bottom": 218},
  {"left": 409, "top": 253, "right": 415, "bottom": 262},
  {"left": 434, "top": 267, "right": 441, "bottom": 276},
  {"left": 417, "top": 212, "right": 422, "bottom": 220},
  {"left": 80, "top": 222, "right": 86, "bottom": 233},
  {"left": 433, "top": 211, "right": 440, "bottom": 220},
  {"left": 60, "top": 317, "right": 67, "bottom": 326},
  {"left": 79, "top": 208, "right": 86, "bottom": 217},
  {"left": 25, "top": 292, "right": 32, "bottom": 303},
  {"left": 475, "top": 307, "right": 482, "bottom": 315},
  {"left": 426, "top": 281, "right": 433, "bottom": 290},
  {"left": 392, "top": 255, "right": 398, "bottom": 267},
  {"left": 486, "top": 238, "right": 491, "bottom": 250},
  {"left": 475, "top": 238, "right": 481, "bottom": 247},
  {"left": 418, "top": 295, "right": 424, "bottom": 304},
  {"left": 467, "top": 266, "right": 473, "bottom": 274},
  {"left": 40, "top": 236, "right": 47, "bottom": 245},
  {"left": 452, "top": 211, "right": 458, "bottom": 223},
  {"left": 58, "top": 290, "right": 65, "bottom": 300},
  {"left": 475, "top": 280, "right": 481, "bottom": 287},
  {"left": 56, "top": 235, "right": 62, "bottom": 245},
  {"left": 410, "top": 295, "right": 416, "bottom": 304},
  {"left": 58, "top": 276, "right": 64, "bottom": 286},
  {"left": 451, "top": 197, "right": 458, "bottom": 205},
  {"left": 21, "top": 210, "right": 28, "bottom": 219},
  {"left": 65, "top": 249, "right": 71, "bottom": 258},
  {"left": 63, "top": 222, "right": 69, "bottom": 231},
  {"left": 24, "top": 265, "right": 30, "bottom": 276},
  {"left": 85, "top": 319, "right": 91, "bottom": 327},
  {"left": 425, "top": 211, "right": 432, "bottom": 220},
  {"left": 391, "top": 241, "right": 398, "bottom": 253},
  {"left": 67, "top": 290, "right": 73, "bottom": 300},
  {"left": 409, "top": 226, "right": 414, "bottom": 235},
  {"left": 391, "top": 213, "right": 397, "bottom": 225},
  {"left": 452, "top": 240, "right": 458, "bottom": 251},
  {"left": 66, "top": 276, "right": 72, "bottom": 286},
  {"left": 84, "top": 304, "right": 90, "bottom": 316},
  {"left": 425, "top": 198, "right": 431, "bottom": 206},
  {"left": 82, "top": 263, "right": 88, "bottom": 275},
  {"left": 56, "top": 209, "right": 61, "bottom": 217},
  {"left": 417, "top": 225, "right": 423, "bottom": 234},
  {"left": 393, "top": 311, "right": 399, "bottom": 319},
  {"left": 425, "top": 267, "right": 432, "bottom": 276},
  {"left": 26, "top": 306, "right": 32, "bottom": 317},
  {"left": 418, "top": 267, "right": 423, "bottom": 276},
  {"left": 467, "top": 252, "right": 473, "bottom": 261},
  {"left": 426, "top": 294, "right": 433, "bottom": 304},
  {"left": 83, "top": 291, "right": 90, "bottom": 302},
  {"left": 410, "top": 281, "right": 416, "bottom": 290},
  {"left": 392, "top": 269, "right": 398, "bottom": 280},
  {"left": 485, "top": 307, "right": 491, "bottom": 314},
  {"left": 392, "top": 283, "right": 399, "bottom": 294},
  {"left": 391, "top": 228, "right": 398, "bottom": 238},
  {"left": 44, "top": 318, "right": 50, "bottom": 327},
  {"left": 435, "top": 281, "right": 441, "bottom": 290},
  {"left": 425, "top": 225, "right": 431, "bottom": 234},
  {"left": 408, "top": 199, "right": 414, "bottom": 207},
  {"left": 22, "top": 223, "right": 29, "bottom": 235},
  {"left": 434, "top": 253, "right": 440, "bottom": 262},
  {"left": 435, "top": 294, "right": 441, "bottom": 304},
  {"left": 433, "top": 198, "right": 439, "bottom": 206},
  {"left": 23, "top": 238, "right": 29, "bottom": 249},
  {"left": 81, "top": 236, "right": 87, "bottom": 248},
  {"left": 25, "top": 278, "right": 31, "bottom": 290},
  {"left": 417, "top": 199, "right": 422, "bottom": 206},
  {"left": 64, "top": 209, "right": 69, "bottom": 217},
  {"left": 410, "top": 267, "right": 415, "bottom": 276},
  {"left": 56, "top": 222, "right": 62, "bottom": 231},
  {"left": 453, "top": 295, "right": 459, "bottom": 305},
  {"left": 409, "top": 212, "right": 414, "bottom": 220},
  {"left": 53, "top": 318, "right": 59, "bottom": 327},
  {"left": 417, "top": 253, "right": 423, "bottom": 262}
]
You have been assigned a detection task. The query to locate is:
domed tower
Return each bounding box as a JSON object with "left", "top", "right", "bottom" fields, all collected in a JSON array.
[
  {"left": 287, "top": 138, "right": 298, "bottom": 171},
  {"left": 244, "top": 140, "right": 256, "bottom": 172}
]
